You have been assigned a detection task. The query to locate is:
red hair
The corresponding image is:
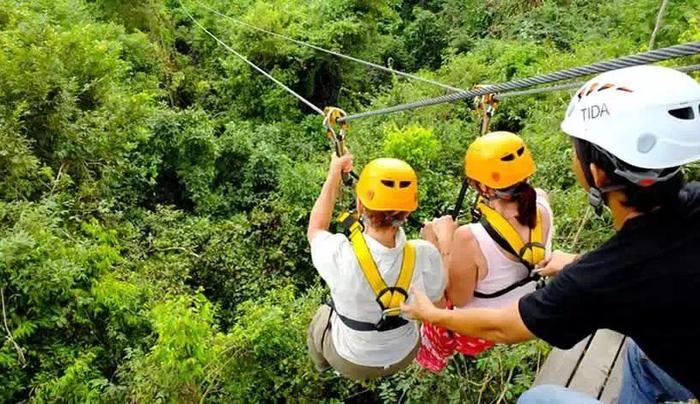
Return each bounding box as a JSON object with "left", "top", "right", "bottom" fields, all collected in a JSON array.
[{"left": 364, "top": 209, "right": 410, "bottom": 228}]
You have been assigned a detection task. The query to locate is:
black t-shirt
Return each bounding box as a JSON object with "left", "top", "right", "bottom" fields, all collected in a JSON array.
[{"left": 519, "top": 183, "right": 700, "bottom": 395}]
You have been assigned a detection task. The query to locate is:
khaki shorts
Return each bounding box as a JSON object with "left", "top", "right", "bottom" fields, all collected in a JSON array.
[{"left": 306, "top": 304, "right": 419, "bottom": 381}]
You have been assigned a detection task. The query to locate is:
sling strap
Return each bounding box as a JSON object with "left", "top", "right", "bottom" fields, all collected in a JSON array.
[
  {"left": 472, "top": 199, "right": 546, "bottom": 299},
  {"left": 331, "top": 212, "right": 416, "bottom": 331}
]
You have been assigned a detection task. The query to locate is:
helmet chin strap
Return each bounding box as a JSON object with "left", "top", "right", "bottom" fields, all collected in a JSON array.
[
  {"left": 587, "top": 184, "right": 626, "bottom": 215},
  {"left": 483, "top": 181, "right": 526, "bottom": 201},
  {"left": 583, "top": 144, "right": 678, "bottom": 216}
]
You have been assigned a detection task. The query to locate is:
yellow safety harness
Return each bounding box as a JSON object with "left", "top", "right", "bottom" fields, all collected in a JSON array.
[
  {"left": 323, "top": 107, "right": 416, "bottom": 332},
  {"left": 332, "top": 212, "right": 416, "bottom": 332},
  {"left": 472, "top": 197, "right": 546, "bottom": 298}
]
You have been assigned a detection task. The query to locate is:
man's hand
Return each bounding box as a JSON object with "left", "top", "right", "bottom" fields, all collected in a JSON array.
[
  {"left": 535, "top": 250, "right": 580, "bottom": 277},
  {"left": 329, "top": 153, "right": 353, "bottom": 178},
  {"left": 401, "top": 287, "right": 438, "bottom": 322}
]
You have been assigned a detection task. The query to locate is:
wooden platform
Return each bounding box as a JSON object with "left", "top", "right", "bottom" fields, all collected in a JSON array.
[{"left": 534, "top": 329, "right": 627, "bottom": 403}]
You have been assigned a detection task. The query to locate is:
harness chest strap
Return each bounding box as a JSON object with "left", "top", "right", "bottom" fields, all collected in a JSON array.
[
  {"left": 476, "top": 200, "right": 546, "bottom": 267},
  {"left": 344, "top": 217, "right": 416, "bottom": 310},
  {"left": 333, "top": 212, "right": 416, "bottom": 331},
  {"left": 472, "top": 200, "right": 547, "bottom": 299}
]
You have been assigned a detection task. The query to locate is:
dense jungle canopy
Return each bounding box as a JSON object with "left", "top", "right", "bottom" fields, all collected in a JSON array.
[{"left": 1, "top": 0, "right": 699, "bottom": 402}]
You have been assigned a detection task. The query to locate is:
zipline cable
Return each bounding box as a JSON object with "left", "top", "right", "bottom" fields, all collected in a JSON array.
[
  {"left": 183, "top": 0, "right": 700, "bottom": 123},
  {"left": 180, "top": 0, "right": 325, "bottom": 115},
  {"left": 340, "top": 41, "right": 700, "bottom": 122},
  {"left": 498, "top": 64, "right": 700, "bottom": 98},
  {"left": 192, "top": 0, "right": 465, "bottom": 93}
]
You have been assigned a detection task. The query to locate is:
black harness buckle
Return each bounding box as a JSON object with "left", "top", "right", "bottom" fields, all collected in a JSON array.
[
  {"left": 375, "top": 313, "right": 406, "bottom": 331},
  {"left": 374, "top": 287, "right": 408, "bottom": 309},
  {"left": 374, "top": 287, "right": 409, "bottom": 331}
]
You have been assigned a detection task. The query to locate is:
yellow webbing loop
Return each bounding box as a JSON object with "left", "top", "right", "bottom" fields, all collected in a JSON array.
[
  {"left": 337, "top": 212, "right": 415, "bottom": 313},
  {"left": 477, "top": 200, "right": 545, "bottom": 267}
]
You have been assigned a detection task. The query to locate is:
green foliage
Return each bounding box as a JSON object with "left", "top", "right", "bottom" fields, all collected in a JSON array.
[
  {"left": 371, "top": 340, "right": 548, "bottom": 403},
  {"left": 126, "top": 294, "right": 218, "bottom": 402},
  {"left": 383, "top": 123, "right": 441, "bottom": 172},
  {"left": 212, "top": 287, "right": 356, "bottom": 401},
  {"left": 0, "top": 0, "right": 697, "bottom": 402}
]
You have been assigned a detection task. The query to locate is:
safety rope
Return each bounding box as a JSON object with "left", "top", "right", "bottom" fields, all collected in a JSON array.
[
  {"left": 339, "top": 41, "right": 700, "bottom": 122},
  {"left": 192, "top": 0, "right": 465, "bottom": 93},
  {"left": 450, "top": 90, "right": 498, "bottom": 220},
  {"left": 180, "top": 0, "right": 325, "bottom": 115}
]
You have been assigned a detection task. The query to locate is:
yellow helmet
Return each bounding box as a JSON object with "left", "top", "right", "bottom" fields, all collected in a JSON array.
[
  {"left": 356, "top": 158, "right": 418, "bottom": 212},
  {"left": 464, "top": 131, "right": 535, "bottom": 189}
]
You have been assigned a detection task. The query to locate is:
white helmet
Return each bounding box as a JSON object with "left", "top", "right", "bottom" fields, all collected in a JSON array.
[{"left": 561, "top": 65, "right": 700, "bottom": 172}]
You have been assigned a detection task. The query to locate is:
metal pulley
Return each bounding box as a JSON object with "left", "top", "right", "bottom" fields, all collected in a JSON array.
[{"left": 473, "top": 87, "right": 499, "bottom": 135}]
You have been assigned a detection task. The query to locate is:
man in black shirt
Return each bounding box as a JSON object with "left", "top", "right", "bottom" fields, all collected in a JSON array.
[{"left": 402, "top": 65, "right": 700, "bottom": 401}]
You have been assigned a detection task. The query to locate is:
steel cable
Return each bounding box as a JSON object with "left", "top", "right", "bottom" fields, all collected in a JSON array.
[
  {"left": 181, "top": 0, "right": 325, "bottom": 115},
  {"left": 498, "top": 63, "right": 700, "bottom": 98},
  {"left": 340, "top": 42, "right": 700, "bottom": 122}
]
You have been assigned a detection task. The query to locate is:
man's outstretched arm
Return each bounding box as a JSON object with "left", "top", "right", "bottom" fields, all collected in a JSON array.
[{"left": 402, "top": 288, "right": 534, "bottom": 344}]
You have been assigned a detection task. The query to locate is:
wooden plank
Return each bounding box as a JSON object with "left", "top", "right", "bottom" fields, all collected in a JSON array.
[
  {"left": 599, "top": 338, "right": 628, "bottom": 404},
  {"left": 568, "top": 329, "right": 625, "bottom": 396},
  {"left": 534, "top": 335, "right": 591, "bottom": 386}
]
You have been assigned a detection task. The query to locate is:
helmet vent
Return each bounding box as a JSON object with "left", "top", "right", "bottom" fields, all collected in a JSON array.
[
  {"left": 517, "top": 147, "right": 525, "bottom": 156},
  {"left": 577, "top": 83, "right": 631, "bottom": 101},
  {"left": 381, "top": 180, "right": 395, "bottom": 188},
  {"left": 586, "top": 83, "right": 600, "bottom": 96},
  {"left": 668, "top": 107, "right": 695, "bottom": 120},
  {"left": 501, "top": 153, "right": 516, "bottom": 162},
  {"left": 399, "top": 181, "right": 412, "bottom": 188}
]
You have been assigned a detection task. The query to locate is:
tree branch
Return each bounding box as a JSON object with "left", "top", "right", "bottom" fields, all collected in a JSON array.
[
  {"left": 648, "top": 0, "right": 670, "bottom": 50},
  {"left": 1, "top": 288, "right": 26, "bottom": 366}
]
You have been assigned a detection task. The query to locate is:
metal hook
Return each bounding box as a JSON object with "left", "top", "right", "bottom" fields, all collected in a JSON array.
[
  {"left": 324, "top": 107, "right": 350, "bottom": 158},
  {"left": 323, "top": 107, "right": 356, "bottom": 185}
]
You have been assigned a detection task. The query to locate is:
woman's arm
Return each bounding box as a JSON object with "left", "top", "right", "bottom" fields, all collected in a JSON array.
[
  {"left": 446, "top": 226, "right": 481, "bottom": 307},
  {"left": 307, "top": 154, "right": 353, "bottom": 243}
]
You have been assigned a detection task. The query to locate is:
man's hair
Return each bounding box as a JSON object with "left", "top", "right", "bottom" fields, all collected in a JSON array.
[
  {"left": 573, "top": 138, "right": 684, "bottom": 213},
  {"left": 363, "top": 209, "right": 410, "bottom": 229}
]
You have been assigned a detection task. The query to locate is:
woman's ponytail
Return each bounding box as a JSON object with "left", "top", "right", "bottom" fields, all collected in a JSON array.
[{"left": 513, "top": 182, "right": 537, "bottom": 229}]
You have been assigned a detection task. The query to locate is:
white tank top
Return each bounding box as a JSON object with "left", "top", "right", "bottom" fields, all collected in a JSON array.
[{"left": 460, "top": 193, "right": 554, "bottom": 310}]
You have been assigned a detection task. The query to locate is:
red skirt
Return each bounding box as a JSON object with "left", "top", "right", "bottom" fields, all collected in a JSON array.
[{"left": 416, "top": 320, "right": 494, "bottom": 373}]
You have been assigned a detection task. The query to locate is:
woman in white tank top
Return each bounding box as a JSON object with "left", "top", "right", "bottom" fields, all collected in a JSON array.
[{"left": 417, "top": 132, "right": 554, "bottom": 372}]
